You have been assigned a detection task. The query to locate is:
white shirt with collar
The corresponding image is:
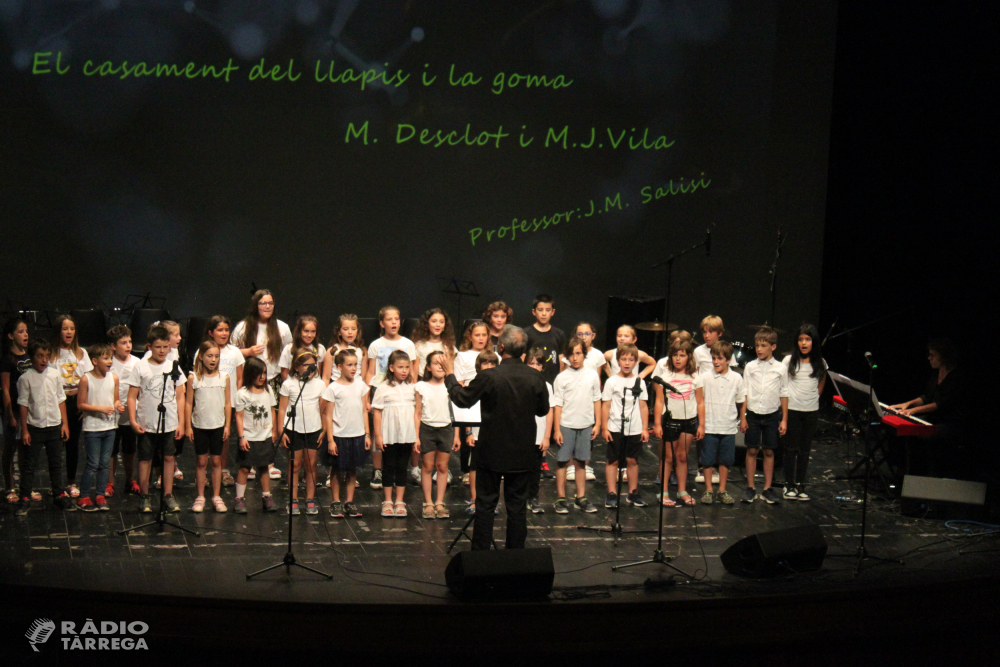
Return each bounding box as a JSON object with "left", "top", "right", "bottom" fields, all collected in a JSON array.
[
  {"left": 742, "top": 356, "right": 789, "bottom": 415},
  {"left": 693, "top": 343, "right": 737, "bottom": 374},
  {"left": 552, "top": 366, "right": 602, "bottom": 429},
  {"left": 695, "top": 368, "right": 745, "bottom": 435},
  {"left": 17, "top": 366, "right": 66, "bottom": 428}
]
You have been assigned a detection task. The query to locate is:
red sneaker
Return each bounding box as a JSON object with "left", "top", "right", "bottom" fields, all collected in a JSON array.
[
  {"left": 105, "top": 483, "right": 115, "bottom": 498},
  {"left": 95, "top": 495, "right": 109, "bottom": 511},
  {"left": 127, "top": 480, "right": 141, "bottom": 495},
  {"left": 77, "top": 497, "right": 97, "bottom": 512}
]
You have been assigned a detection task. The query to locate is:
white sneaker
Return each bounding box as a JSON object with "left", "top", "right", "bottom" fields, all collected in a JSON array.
[
  {"left": 585, "top": 465, "right": 596, "bottom": 481},
  {"left": 694, "top": 472, "right": 705, "bottom": 483},
  {"left": 620, "top": 468, "right": 628, "bottom": 482},
  {"left": 566, "top": 466, "right": 575, "bottom": 481},
  {"left": 712, "top": 473, "right": 720, "bottom": 484},
  {"left": 410, "top": 466, "right": 422, "bottom": 485},
  {"left": 247, "top": 468, "right": 256, "bottom": 480}
]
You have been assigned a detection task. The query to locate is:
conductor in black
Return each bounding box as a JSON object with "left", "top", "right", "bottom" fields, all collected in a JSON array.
[{"left": 444, "top": 325, "right": 550, "bottom": 550}]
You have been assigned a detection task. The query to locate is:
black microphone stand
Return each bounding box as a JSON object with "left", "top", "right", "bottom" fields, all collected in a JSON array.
[
  {"left": 248, "top": 367, "right": 331, "bottom": 580},
  {"left": 767, "top": 229, "right": 785, "bottom": 327},
  {"left": 578, "top": 378, "right": 655, "bottom": 546},
  {"left": 614, "top": 380, "right": 694, "bottom": 579},
  {"left": 650, "top": 231, "right": 710, "bottom": 358},
  {"left": 120, "top": 366, "right": 200, "bottom": 537}
]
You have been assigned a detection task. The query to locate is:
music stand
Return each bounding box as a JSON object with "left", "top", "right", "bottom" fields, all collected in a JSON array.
[
  {"left": 438, "top": 278, "right": 479, "bottom": 326},
  {"left": 828, "top": 372, "right": 897, "bottom": 489}
]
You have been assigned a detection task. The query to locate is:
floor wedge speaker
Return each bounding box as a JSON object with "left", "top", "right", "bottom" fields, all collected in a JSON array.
[
  {"left": 721, "top": 524, "right": 827, "bottom": 578},
  {"left": 445, "top": 548, "right": 554, "bottom": 600}
]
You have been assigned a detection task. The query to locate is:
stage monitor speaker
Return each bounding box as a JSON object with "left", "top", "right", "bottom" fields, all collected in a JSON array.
[
  {"left": 720, "top": 524, "right": 827, "bottom": 578},
  {"left": 902, "top": 475, "right": 986, "bottom": 505},
  {"left": 445, "top": 548, "right": 554, "bottom": 601},
  {"left": 605, "top": 295, "right": 665, "bottom": 354}
]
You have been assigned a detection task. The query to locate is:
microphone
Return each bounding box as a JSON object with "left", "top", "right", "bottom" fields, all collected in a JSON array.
[
  {"left": 301, "top": 363, "right": 318, "bottom": 380},
  {"left": 25, "top": 618, "right": 55, "bottom": 652},
  {"left": 628, "top": 376, "right": 644, "bottom": 396},
  {"left": 864, "top": 351, "right": 877, "bottom": 370},
  {"left": 170, "top": 360, "right": 181, "bottom": 382},
  {"left": 650, "top": 375, "right": 682, "bottom": 395},
  {"left": 705, "top": 229, "right": 711, "bottom": 257}
]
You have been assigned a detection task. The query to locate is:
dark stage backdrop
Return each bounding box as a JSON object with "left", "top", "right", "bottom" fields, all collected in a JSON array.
[{"left": 1, "top": 1, "right": 835, "bottom": 345}]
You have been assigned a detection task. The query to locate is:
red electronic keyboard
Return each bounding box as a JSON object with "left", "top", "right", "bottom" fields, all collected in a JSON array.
[{"left": 879, "top": 403, "right": 936, "bottom": 438}]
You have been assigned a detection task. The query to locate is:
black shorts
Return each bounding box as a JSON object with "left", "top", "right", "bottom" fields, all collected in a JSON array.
[
  {"left": 113, "top": 424, "right": 136, "bottom": 457},
  {"left": 287, "top": 430, "right": 323, "bottom": 452},
  {"left": 138, "top": 431, "right": 177, "bottom": 462},
  {"left": 745, "top": 410, "right": 781, "bottom": 450},
  {"left": 663, "top": 416, "right": 699, "bottom": 442},
  {"left": 419, "top": 423, "right": 453, "bottom": 454},
  {"left": 237, "top": 439, "right": 276, "bottom": 469},
  {"left": 192, "top": 426, "right": 225, "bottom": 457},
  {"left": 606, "top": 432, "right": 642, "bottom": 464}
]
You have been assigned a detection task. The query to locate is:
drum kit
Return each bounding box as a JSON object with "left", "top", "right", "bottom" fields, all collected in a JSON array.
[{"left": 633, "top": 321, "right": 784, "bottom": 368}]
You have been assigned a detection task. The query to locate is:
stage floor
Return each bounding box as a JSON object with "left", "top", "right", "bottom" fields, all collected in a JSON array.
[{"left": 1, "top": 420, "right": 997, "bottom": 609}]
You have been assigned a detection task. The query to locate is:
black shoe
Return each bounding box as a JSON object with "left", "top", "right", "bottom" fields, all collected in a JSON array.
[
  {"left": 575, "top": 496, "right": 598, "bottom": 513},
  {"left": 761, "top": 487, "right": 781, "bottom": 504},
  {"left": 741, "top": 487, "right": 757, "bottom": 504},
  {"left": 527, "top": 497, "right": 545, "bottom": 514},
  {"left": 345, "top": 502, "right": 362, "bottom": 517},
  {"left": 605, "top": 492, "right": 618, "bottom": 509}
]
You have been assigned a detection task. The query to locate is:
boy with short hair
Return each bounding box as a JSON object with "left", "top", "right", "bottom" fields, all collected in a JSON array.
[
  {"left": 695, "top": 340, "right": 744, "bottom": 505},
  {"left": 16, "top": 340, "right": 72, "bottom": 515},
  {"left": 692, "top": 315, "right": 736, "bottom": 485},
  {"left": 601, "top": 344, "right": 649, "bottom": 508},
  {"left": 525, "top": 294, "right": 564, "bottom": 481},
  {"left": 740, "top": 327, "right": 789, "bottom": 505},
  {"left": 552, "top": 337, "right": 601, "bottom": 513},
  {"left": 107, "top": 325, "right": 139, "bottom": 496},
  {"left": 125, "top": 325, "right": 186, "bottom": 514}
]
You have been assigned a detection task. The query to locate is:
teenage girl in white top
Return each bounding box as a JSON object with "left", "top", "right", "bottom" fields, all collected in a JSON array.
[{"left": 186, "top": 340, "right": 232, "bottom": 513}]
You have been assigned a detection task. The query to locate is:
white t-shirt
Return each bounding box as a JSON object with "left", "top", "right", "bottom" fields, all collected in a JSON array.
[
  {"left": 51, "top": 347, "right": 93, "bottom": 393},
  {"left": 279, "top": 376, "right": 326, "bottom": 433},
  {"left": 695, "top": 370, "right": 745, "bottom": 435},
  {"left": 783, "top": 357, "right": 827, "bottom": 412},
  {"left": 233, "top": 319, "right": 293, "bottom": 380},
  {"left": 194, "top": 344, "right": 244, "bottom": 409},
  {"left": 17, "top": 366, "right": 66, "bottom": 428},
  {"left": 112, "top": 354, "right": 138, "bottom": 425},
  {"left": 602, "top": 374, "right": 649, "bottom": 436},
  {"left": 536, "top": 382, "right": 553, "bottom": 445},
  {"left": 327, "top": 345, "right": 365, "bottom": 381},
  {"left": 278, "top": 342, "right": 327, "bottom": 373},
  {"left": 415, "top": 380, "right": 451, "bottom": 427},
  {"left": 414, "top": 340, "right": 455, "bottom": 376},
  {"left": 743, "top": 357, "right": 790, "bottom": 415},
  {"left": 372, "top": 382, "right": 417, "bottom": 444},
  {"left": 235, "top": 387, "right": 276, "bottom": 442},
  {"left": 81, "top": 371, "right": 118, "bottom": 432},
  {"left": 189, "top": 373, "right": 228, "bottom": 430},
  {"left": 693, "top": 343, "right": 737, "bottom": 375},
  {"left": 552, "top": 366, "right": 602, "bottom": 429},
  {"left": 453, "top": 349, "right": 497, "bottom": 384},
  {"left": 322, "top": 377, "right": 370, "bottom": 438},
  {"left": 124, "top": 358, "right": 186, "bottom": 432},
  {"left": 650, "top": 361, "right": 698, "bottom": 420},
  {"left": 367, "top": 336, "right": 417, "bottom": 386}
]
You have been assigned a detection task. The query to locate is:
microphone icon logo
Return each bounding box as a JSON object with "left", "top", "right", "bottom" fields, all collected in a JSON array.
[{"left": 25, "top": 618, "right": 56, "bottom": 652}]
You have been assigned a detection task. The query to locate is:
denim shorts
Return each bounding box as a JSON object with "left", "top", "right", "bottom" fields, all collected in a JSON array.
[{"left": 700, "top": 433, "right": 736, "bottom": 468}]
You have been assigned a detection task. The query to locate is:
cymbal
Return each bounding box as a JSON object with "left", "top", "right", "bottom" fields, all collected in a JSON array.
[
  {"left": 746, "top": 324, "right": 785, "bottom": 334},
  {"left": 635, "top": 321, "right": 678, "bottom": 332}
]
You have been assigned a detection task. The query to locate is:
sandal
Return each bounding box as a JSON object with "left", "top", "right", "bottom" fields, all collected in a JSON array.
[
  {"left": 212, "top": 496, "right": 227, "bottom": 513},
  {"left": 173, "top": 468, "right": 183, "bottom": 481},
  {"left": 394, "top": 501, "right": 407, "bottom": 517},
  {"left": 381, "top": 500, "right": 395, "bottom": 517},
  {"left": 221, "top": 469, "right": 235, "bottom": 487},
  {"left": 660, "top": 492, "right": 676, "bottom": 507},
  {"left": 268, "top": 465, "right": 282, "bottom": 479},
  {"left": 435, "top": 503, "right": 449, "bottom": 519},
  {"left": 67, "top": 484, "right": 80, "bottom": 498},
  {"left": 191, "top": 496, "right": 205, "bottom": 513},
  {"left": 6, "top": 490, "right": 18, "bottom": 504},
  {"left": 678, "top": 490, "right": 696, "bottom": 506},
  {"left": 30, "top": 491, "right": 42, "bottom": 501},
  {"left": 422, "top": 503, "right": 435, "bottom": 519}
]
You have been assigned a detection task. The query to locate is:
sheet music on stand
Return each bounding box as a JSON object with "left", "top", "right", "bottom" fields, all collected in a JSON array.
[
  {"left": 828, "top": 371, "right": 884, "bottom": 419},
  {"left": 451, "top": 401, "right": 481, "bottom": 424}
]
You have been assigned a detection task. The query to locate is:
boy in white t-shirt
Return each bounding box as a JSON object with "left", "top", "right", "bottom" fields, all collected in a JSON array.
[
  {"left": 322, "top": 349, "right": 371, "bottom": 518},
  {"left": 16, "top": 340, "right": 72, "bottom": 514},
  {"left": 601, "top": 344, "right": 649, "bottom": 508},
  {"left": 692, "top": 315, "right": 736, "bottom": 485},
  {"left": 552, "top": 337, "right": 601, "bottom": 514},
  {"left": 695, "top": 341, "right": 745, "bottom": 505},
  {"left": 108, "top": 325, "right": 139, "bottom": 497},
  {"left": 740, "top": 327, "right": 789, "bottom": 505},
  {"left": 125, "top": 325, "right": 187, "bottom": 514}
]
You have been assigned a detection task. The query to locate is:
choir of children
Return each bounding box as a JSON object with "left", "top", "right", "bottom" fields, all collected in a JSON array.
[{"left": 1, "top": 294, "right": 827, "bottom": 521}]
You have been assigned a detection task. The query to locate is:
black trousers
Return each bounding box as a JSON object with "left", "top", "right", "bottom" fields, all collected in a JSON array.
[
  {"left": 65, "top": 399, "right": 82, "bottom": 483},
  {"left": 527, "top": 446, "right": 544, "bottom": 500},
  {"left": 783, "top": 409, "right": 819, "bottom": 487},
  {"left": 473, "top": 468, "right": 531, "bottom": 550},
  {"left": 21, "top": 425, "right": 66, "bottom": 497}
]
